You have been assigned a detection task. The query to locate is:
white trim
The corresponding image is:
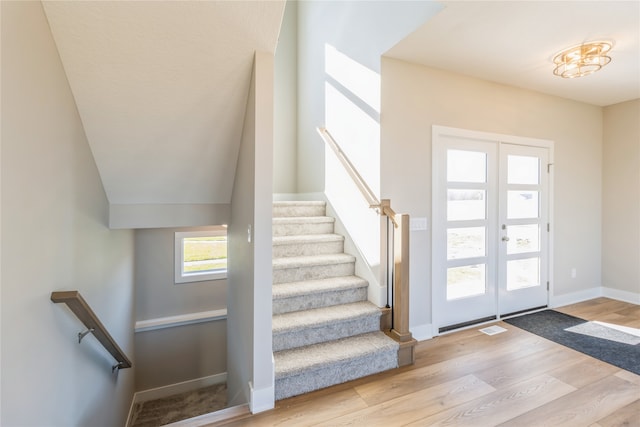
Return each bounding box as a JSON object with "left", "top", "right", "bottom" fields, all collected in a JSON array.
[
  {"left": 161, "top": 404, "right": 250, "bottom": 427},
  {"left": 602, "top": 287, "right": 640, "bottom": 304},
  {"left": 249, "top": 381, "right": 275, "bottom": 414},
  {"left": 410, "top": 323, "right": 433, "bottom": 341},
  {"left": 431, "top": 125, "right": 554, "bottom": 335},
  {"left": 175, "top": 229, "right": 227, "bottom": 284},
  {"left": 134, "top": 309, "right": 227, "bottom": 333},
  {"left": 549, "top": 287, "right": 602, "bottom": 308},
  {"left": 550, "top": 286, "right": 640, "bottom": 309},
  {"left": 127, "top": 372, "right": 228, "bottom": 425}
]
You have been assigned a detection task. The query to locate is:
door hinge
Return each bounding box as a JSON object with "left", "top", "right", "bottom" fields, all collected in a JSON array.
[
  {"left": 547, "top": 163, "right": 553, "bottom": 173},
  {"left": 547, "top": 223, "right": 550, "bottom": 232},
  {"left": 547, "top": 281, "right": 550, "bottom": 290}
]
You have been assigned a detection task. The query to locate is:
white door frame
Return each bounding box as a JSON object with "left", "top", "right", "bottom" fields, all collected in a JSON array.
[{"left": 431, "top": 125, "right": 555, "bottom": 335}]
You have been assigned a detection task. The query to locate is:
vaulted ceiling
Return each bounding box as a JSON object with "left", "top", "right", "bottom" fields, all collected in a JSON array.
[
  {"left": 43, "top": 1, "right": 285, "bottom": 206},
  {"left": 42, "top": 1, "right": 638, "bottom": 214}
]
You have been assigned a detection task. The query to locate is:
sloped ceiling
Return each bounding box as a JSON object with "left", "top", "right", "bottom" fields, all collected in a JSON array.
[
  {"left": 386, "top": 1, "right": 640, "bottom": 107},
  {"left": 43, "top": 1, "right": 285, "bottom": 206}
]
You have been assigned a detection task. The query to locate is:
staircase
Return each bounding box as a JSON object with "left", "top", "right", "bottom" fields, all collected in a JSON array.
[{"left": 272, "top": 201, "right": 399, "bottom": 400}]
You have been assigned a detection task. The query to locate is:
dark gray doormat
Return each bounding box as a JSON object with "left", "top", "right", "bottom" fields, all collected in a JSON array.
[{"left": 503, "top": 310, "right": 640, "bottom": 375}]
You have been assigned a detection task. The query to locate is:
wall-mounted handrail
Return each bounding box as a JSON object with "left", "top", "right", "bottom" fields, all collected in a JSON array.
[
  {"left": 51, "top": 291, "right": 132, "bottom": 371},
  {"left": 318, "top": 126, "right": 416, "bottom": 365},
  {"left": 317, "top": 127, "right": 398, "bottom": 227}
]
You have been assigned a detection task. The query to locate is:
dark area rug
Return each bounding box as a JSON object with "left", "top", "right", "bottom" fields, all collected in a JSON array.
[{"left": 504, "top": 310, "right": 640, "bottom": 375}]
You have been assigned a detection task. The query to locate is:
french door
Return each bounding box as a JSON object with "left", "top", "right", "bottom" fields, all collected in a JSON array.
[{"left": 432, "top": 126, "right": 552, "bottom": 333}]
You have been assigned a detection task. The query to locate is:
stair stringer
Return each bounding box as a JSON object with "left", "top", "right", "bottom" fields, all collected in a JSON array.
[{"left": 324, "top": 197, "right": 387, "bottom": 308}]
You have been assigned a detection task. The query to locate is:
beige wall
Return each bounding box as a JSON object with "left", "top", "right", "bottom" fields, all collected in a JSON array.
[
  {"left": 228, "top": 52, "right": 274, "bottom": 412},
  {"left": 602, "top": 99, "right": 640, "bottom": 299},
  {"left": 133, "top": 227, "right": 227, "bottom": 391},
  {"left": 1, "top": 2, "right": 135, "bottom": 425},
  {"left": 134, "top": 321, "right": 227, "bottom": 391},
  {"left": 381, "top": 58, "right": 604, "bottom": 333}
]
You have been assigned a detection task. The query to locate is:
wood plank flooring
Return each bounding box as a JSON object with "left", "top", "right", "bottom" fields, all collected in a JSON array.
[{"left": 210, "top": 298, "right": 640, "bottom": 426}]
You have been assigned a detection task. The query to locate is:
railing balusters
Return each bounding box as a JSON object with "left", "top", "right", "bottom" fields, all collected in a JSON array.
[
  {"left": 318, "top": 127, "right": 416, "bottom": 365},
  {"left": 51, "top": 291, "right": 132, "bottom": 371}
]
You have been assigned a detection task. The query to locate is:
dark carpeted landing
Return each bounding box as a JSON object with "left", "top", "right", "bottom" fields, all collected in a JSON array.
[
  {"left": 504, "top": 310, "right": 640, "bottom": 375},
  {"left": 130, "top": 383, "right": 227, "bottom": 427}
]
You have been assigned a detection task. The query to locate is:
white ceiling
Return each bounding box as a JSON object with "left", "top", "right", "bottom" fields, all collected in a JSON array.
[
  {"left": 41, "top": 1, "right": 637, "bottom": 209},
  {"left": 43, "top": 1, "right": 285, "bottom": 205},
  {"left": 386, "top": 1, "right": 640, "bottom": 107}
]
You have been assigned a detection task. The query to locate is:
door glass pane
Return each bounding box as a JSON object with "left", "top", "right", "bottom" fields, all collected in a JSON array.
[
  {"left": 448, "top": 189, "right": 486, "bottom": 221},
  {"left": 507, "top": 258, "right": 540, "bottom": 290},
  {"left": 507, "top": 225, "right": 540, "bottom": 254},
  {"left": 448, "top": 227, "right": 485, "bottom": 260},
  {"left": 447, "top": 264, "right": 486, "bottom": 300},
  {"left": 508, "top": 155, "right": 539, "bottom": 185},
  {"left": 507, "top": 191, "right": 539, "bottom": 219},
  {"left": 448, "top": 150, "right": 486, "bottom": 183}
]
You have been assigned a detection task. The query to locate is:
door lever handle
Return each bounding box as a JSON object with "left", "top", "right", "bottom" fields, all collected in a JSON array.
[{"left": 502, "top": 236, "right": 510, "bottom": 242}]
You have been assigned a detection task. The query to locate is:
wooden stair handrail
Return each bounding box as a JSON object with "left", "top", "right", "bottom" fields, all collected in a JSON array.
[
  {"left": 51, "top": 291, "right": 132, "bottom": 370},
  {"left": 318, "top": 126, "right": 416, "bottom": 365}
]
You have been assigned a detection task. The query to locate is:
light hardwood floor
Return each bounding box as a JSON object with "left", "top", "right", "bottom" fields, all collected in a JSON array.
[{"left": 212, "top": 298, "right": 640, "bottom": 426}]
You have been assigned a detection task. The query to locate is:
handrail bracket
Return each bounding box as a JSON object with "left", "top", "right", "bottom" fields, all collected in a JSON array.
[{"left": 78, "top": 328, "right": 95, "bottom": 344}]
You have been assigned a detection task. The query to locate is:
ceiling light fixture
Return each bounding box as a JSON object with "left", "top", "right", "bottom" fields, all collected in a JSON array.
[{"left": 552, "top": 41, "right": 612, "bottom": 78}]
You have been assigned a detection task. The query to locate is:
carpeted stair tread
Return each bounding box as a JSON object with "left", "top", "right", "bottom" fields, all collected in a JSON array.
[
  {"left": 271, "top": 200, "right": 400, "bottom": 399},
  {"left": 273, "top": 233, "right": 344, "bottom": 246},
  {"left": 274, "top": 331, "right": 398, "bottom": 379},
  {"left": 272, "top": 253, "right": 355, "bottom": 270},
  {"left": 273, "top": 216, "right": 335, "bottom": 225},
  {"left": 273, "top": 201, "right": 327, "bottom": 218},
  {"left": 273, "top": 216, "right": 336, "bottom": 237},
  {"left": 273, "top": 276, "right": 369, "bottom": 315},
  {"left": 272, "top": 301, "right": 379, "bottom": 334},
  {"left": 273, "top": 276, "right": 367, "bottom": 299},
  {"left": 273, "top": 234, "right": 345, "bottom": 258}
]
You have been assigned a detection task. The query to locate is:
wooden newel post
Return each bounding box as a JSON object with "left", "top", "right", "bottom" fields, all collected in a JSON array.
[{"left": 389, "top": 213, "right": 417, "bottom": 366}]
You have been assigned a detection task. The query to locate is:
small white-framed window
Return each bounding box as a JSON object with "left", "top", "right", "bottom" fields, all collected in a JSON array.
[{"left": 175, "top": 226, "right": 227, "bottom": 284}]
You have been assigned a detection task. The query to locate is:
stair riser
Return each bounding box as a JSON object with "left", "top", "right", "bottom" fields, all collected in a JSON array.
[
  {"left": 273, "top": 240, "right": 344, "bottom": 258},
  {"left": 273, "top": 222, "right": 334, "bottom": 236},
  {"left": 273, "top": 315, "right": 381, "bottom": 352},
  {"left": 274, "top": 349, "right": 398, "bottom": 400},
  {"left": 273, "top": 262, "right": 355, "bottom": 284},
  {"left": 273, "top": 205, "right": 326, "bottom": 218},
  {"left": 273, "top": 287, "right": 368, "bottom": 315}
]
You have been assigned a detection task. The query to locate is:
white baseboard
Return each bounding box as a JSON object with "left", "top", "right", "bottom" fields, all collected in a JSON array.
[
  {"left": 249, "top": 381, "right": 274, "bottom": 414},
  {"left": 551, "top": 286, "right": 640, "bottom": 309},
  {"left": 162, "top": 404, "right": 250, "bottom": 427},
  {"left": 410, "top": 323, "right": 433, "bottom": 342},
  {"left": 550, "top": 287, "right": 603, "bottom": 308},
  {"left": 602, "top": 287, "right": 640, "bottom": 304},
  {"left": 371, "top": 284, "right": 387, "bottom": 309}
]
